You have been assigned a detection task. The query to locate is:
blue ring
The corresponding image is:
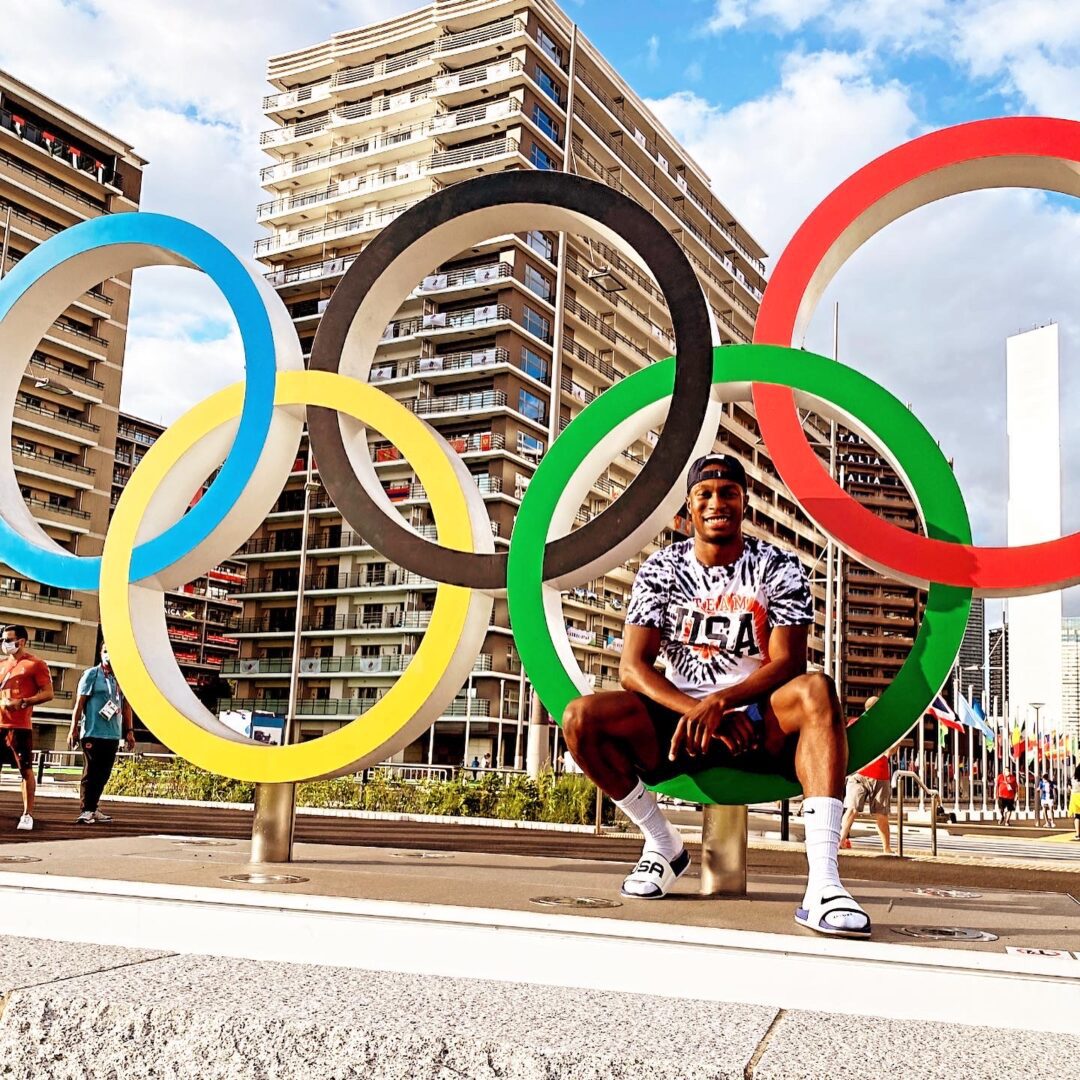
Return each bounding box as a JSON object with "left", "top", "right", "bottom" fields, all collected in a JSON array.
[{"left": 0, "top": 213, "right": 277, "bottom": 590}]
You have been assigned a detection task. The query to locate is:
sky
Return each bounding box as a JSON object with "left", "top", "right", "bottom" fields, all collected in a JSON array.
[{"left": 0, "top": 0, "right": 1077, "bottom": 614}]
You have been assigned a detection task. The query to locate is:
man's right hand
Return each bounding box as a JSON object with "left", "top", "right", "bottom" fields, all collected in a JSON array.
[{"left": 67, "top": 729, "right": 79, "bottom": 751}]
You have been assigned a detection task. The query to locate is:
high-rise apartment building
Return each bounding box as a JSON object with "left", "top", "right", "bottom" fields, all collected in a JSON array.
[
  {"left": 231, "top": 0, "right": 852, "bottom": 765},
  {"left": 831, "top": 428, "right": 925, "bottom": 719},
  {"left": 1060, "top": 617, "right": 1080, "bottom": 741},
  {"left": 956, "top": 596, "right": 986, "bottom": 709},
  {"left": 0, "top": 70, "right": 143, "bottom": 749},
  {"left": 988, "top": 623, "right": 1008, "bottom": 718},
  {"left": 112, "top": 414, "right": 246, "bottom": 722}
]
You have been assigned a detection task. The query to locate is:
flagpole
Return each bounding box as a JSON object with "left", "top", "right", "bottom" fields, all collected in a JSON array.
[
  {"left": 972, "top": 686, "right": 980, "bottom": 812},
  {"left": 980, "top": 700, "right": 988, "bottom": 817},
  {"left": 918, "top": 712, "right": 926, "bottom": 813}
]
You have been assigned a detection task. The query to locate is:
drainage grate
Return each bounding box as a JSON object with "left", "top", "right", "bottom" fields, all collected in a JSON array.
[
  {"left": 893, "top": 926, "right": 998, "bottom": 941},
  {"left": 908, "top": 888, "right": 982, "bottom": 900},
  {"left": 174, "top": 840, "right": 238, "bottom": 848},
  {"left": 221, "top": 873, "right": 309, "bottom": 885},
  {"left": 390, "top": 851, "right": 454, "bottom": 859},
  {"left": 0, "top": 855, "right": 41, "bottom": 864},
  {"left": 529, "top": 896, "right": 622, "bottom": 909}
]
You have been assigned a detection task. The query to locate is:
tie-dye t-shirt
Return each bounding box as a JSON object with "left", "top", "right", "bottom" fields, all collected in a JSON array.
[{"left": 625, "top": 536, "right": 814, "bottom": 699}]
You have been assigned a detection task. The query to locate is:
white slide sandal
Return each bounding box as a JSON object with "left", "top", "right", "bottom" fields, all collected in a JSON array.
[
  {"left": 620, "top": 848, "right": 691, "bottom": 899},
  {"left": 795, "top": 890, "right": 872, "bottom": 938}
]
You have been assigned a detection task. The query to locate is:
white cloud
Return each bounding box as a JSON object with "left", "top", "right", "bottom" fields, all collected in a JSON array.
[
  {"left": 701, "top": 0, "right": 1080, "bottom": 115},
  {"left": 648, "top": 51, "right": 919, "bottom": 252},
  {"left": 0, "top": 0, "right": 420, "bottom": 422}
]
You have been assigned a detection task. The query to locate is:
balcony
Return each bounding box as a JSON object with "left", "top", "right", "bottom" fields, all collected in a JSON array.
[
  {"left": 262, "top": 45, "right": 434, "bottom": 115},
  {"left": 428, "top": 98, "right": 522, "bottom": 141},
  {"left": 254, "top": 199, "right": 422, "bottom": 258},
  {"left": 371, "top": 346, "right": 509, "bottom": 383},
  {"left": 417, "top": 302, "right": 511, "bottom": 334},
  {"left": 25, "top": 496, "right": 90, "bottom": 521},
  {"left": 432, "top": 58, "right": 523, "bottom": 100},
  {"left": 372, "top": 430, "right": 504, "bottom": 458},
  {"left": 392, "top": 475, "right": 502, "bottom": 502},
  {"left": 29, "top": 352, "right": 105, "bottom": 392},
  {"left": 14, "top": 445, "right": 92, "bottom": 478},
  {"left": 239, "top": 568, "right": 435, "bottom": 595},
  {"left": 265, "top": 252, "right": 360, "bottom": 290},
  {"left": 260, "top": 86, "right": 436, "bottom": 181},
  {"left": 427, "top": 137, "right": 520, "bottom": 176},
  {"left": 434, "top": 17, "right": 526, "bottom": 57},
  {"left": 223, "top": 652, "right": 496, "bottom": 677},
  {"left": 408, "top": 389, "right": 507, "bottom": 419},
  {"left": 416, "top": 260, "right": 511, "bottom": 294},
  {"left": 231, "top": 609, "right": 436, "bottom": 636},
  {"left": 0, "top": 107, "right": 118, "bottom": 188},
  {"left": 0, "top": 583, "right": 80, "bottom": 609},
  {"left": 15, "top": 397, "right": 99, "bottom": 434},
  {"left": 257, "top": 162, "right": 428, "bottom": 223}
]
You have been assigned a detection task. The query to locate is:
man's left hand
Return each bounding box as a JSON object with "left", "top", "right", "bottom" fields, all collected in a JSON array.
[
  {"left": 124, "top": 732, "right": 136, "bottom": 752},
  {"left": 669, "top": 699, "right": 758, "bottom": 760}
]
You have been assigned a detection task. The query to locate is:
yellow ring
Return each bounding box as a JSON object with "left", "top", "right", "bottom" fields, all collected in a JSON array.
[{"left": 101, "top": 369, "right": 478, "bottom": 782}]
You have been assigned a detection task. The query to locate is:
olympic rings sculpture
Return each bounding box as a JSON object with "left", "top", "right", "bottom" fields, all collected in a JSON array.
[{"left": 0, "top": 116, "right": 1074, "bottom": 800}]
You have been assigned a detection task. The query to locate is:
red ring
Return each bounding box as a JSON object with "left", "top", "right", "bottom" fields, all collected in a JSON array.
[{"left": 752, "top": 116, "right": 1080, "bottom": 596}]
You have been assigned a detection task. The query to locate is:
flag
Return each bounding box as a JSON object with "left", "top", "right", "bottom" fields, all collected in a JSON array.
[
  {"left": 926, "top": 695, "right": 963, "bottom": 731},
  {"left": 958, "top": 697, "right": 995, "bottom": 741},
  {"left": 971, "top": 701, "right": 995, "bottom": 747}
]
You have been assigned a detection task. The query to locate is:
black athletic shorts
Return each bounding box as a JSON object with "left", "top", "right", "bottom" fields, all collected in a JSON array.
[
  {"left": 635, "top": 693, "right": 798, "bottom": 786},
  {"left": 0, "top": 728, "right": 33, "bottom": 774}
]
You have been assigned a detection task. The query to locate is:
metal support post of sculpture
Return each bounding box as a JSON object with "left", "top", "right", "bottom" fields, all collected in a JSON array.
[{"left": 700, "top": 804, "right": 748, "bottom": 896}]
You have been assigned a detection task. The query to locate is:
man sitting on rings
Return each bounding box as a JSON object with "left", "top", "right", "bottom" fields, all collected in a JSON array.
[{"left": 563, "top": 453, "right": 871, "bottom": 938}]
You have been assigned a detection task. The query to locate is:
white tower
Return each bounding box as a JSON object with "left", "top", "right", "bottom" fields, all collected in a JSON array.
[{"left": 1005, "top": 323, "right": 1062, "bottom": 736}]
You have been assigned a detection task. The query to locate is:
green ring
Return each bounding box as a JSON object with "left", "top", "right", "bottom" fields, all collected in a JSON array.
[{"left": 507, "top": 343, "right": 972, "bottom": 804}]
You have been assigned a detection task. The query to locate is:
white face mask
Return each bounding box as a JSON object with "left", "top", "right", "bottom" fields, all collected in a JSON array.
[
  {"left": 1, "top": 641, "right": 18, "bottom": 655},
  {"left": 101, "top": 651, "right": 110, "bottom": 665}
]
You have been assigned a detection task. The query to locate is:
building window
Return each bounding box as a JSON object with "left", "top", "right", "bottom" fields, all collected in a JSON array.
[
  {"left": 532, "top": 103, "right": 560, "bottom": 143},
  {"left": 517, "top": 432, "right": 545, "bottom": 459},
  {"left": 535, "top": 66, "right": 562, "bottom": 106},
  {"left": 524, "top": 264, "right": 552, "bottom": 301},
  {"left": 520, "top": 346, "right": 550, "bottom": 383},
  {"left": 536, "top": 27, "right": 563, "bottom": 67},
  {"left": 530, "top": 143, "right": 556, "bottom": 171},
  {"left": 527, "top": 230, "right": 553, "bottom": 261},
  {"left": 522, "top": 305, "right": 551, "bottom": 342},
  {"left": 518, "top": 389, "right": 547, "bottom": 424}
]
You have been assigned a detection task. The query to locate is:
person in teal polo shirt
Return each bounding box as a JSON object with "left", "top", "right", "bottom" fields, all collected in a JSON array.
[{"left": 68, "top": 644, "right": 134, "bottom": 824}]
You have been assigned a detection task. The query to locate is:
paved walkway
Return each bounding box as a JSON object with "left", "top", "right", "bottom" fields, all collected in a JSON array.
[{"left": 0, "top": 931, "right": 1077, "bottom": 1078}]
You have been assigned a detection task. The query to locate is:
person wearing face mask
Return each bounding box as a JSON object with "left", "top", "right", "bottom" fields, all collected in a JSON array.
[
  {"left": 69, "top": 643, "right": 134, "bottom": 825},
  {"left": 0, "top": 623, "right": 54, "bottom": 831}
]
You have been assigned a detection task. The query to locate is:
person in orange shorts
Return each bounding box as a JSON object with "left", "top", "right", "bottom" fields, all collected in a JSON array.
[{"left": 0, "top": 624, "right": 54, "bottom": 831}]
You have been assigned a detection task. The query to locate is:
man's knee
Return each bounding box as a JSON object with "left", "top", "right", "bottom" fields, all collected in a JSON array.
[
  {"left": 562, "top": 692, "right": 640, "bottom": 747},
  {"left": 562, "top": 695, "right": 608, "bottom": 745},
  {"left": 794, "top": 672, "right": 840, "bottom": 723}
]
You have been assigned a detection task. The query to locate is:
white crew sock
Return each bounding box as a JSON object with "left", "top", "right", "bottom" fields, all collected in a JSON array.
[
  {"left": 802, "top": 796, "right": 866, "bottom": 931},
  {"left": 616, "top": 780, "right": 683, "bottom": 861}
]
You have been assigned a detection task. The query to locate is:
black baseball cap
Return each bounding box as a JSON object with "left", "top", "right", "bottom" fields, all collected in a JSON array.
[{"left": 685, "top": 453, "right": 747, "bottom": 494}]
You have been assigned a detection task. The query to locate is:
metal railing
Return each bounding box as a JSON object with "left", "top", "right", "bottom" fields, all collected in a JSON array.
[
  {"left": 435, "top": 17, "right": 524, "bottom": 54},
  {"left": 892, "top": 770, "right": 940, "bottom": 858}
]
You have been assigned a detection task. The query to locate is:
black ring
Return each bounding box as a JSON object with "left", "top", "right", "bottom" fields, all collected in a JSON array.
[{"left": 308, "top": 171, "right": 713, "bottom": 591}]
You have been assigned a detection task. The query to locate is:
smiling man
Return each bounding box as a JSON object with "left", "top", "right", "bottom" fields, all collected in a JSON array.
[{"left": 563, "top": 453, "right": 870, "bottom": 938}]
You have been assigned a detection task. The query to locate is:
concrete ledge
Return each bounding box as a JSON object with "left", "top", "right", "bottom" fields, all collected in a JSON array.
[
  {"left": 1, "top": 939, "right": 1078, "bottom": 1079},
  {"left": 1, "top": 869, "right": 1078, "bottom": 1036}
]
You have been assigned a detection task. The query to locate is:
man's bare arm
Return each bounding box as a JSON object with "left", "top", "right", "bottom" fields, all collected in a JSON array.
[{"left": 618, "top": 624, "right": 697, "bottom": 713}]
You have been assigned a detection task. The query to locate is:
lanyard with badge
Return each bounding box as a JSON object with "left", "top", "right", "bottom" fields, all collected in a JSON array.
[{"left": 98, "top": 668, "right": 122, "bottom": 722}]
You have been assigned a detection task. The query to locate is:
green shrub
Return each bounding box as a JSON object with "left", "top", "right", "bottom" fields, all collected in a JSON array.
[{"left": 104, "top": 759, "right": 610, "bottom": 825}]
